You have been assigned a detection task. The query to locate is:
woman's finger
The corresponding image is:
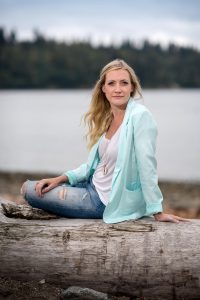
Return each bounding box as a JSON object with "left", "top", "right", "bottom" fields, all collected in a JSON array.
[
  {"left": 158, "top": 214, "right": 191, "bottom": 223},
  {"left": 170, "top": 218, "right": 179, "bottom": 223},
  {"left": 35, "top": 181, "right": 46, "bottom": 197},
  {"left": 164, "top": 215, "right": 179, "bottom": 223},
  {"left": 174, "top": 215, "right": 191, "bottom": 222},
  {"left": 42, "top": 184, "right": 54, "bottom": 193}
]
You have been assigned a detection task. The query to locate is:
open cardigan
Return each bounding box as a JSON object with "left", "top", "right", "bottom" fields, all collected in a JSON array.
[{"left": 65, "top": 98, "right": 163, "bottom": 223}]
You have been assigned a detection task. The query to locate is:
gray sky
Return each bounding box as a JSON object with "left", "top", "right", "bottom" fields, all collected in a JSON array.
[{"left": 0, "top": 0, "right": 200, "bottom": 48}]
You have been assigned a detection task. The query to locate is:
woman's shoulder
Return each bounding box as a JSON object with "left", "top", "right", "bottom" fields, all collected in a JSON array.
[
  {"left": 128, "top": 100, "right": 157, "bottom": 130},
  {"left": 129, "top": 100, "right": 154, "bottom": 118}
]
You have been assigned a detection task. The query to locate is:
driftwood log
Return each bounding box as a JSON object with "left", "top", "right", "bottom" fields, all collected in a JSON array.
[{"left": 0, "top": 199, "right": 200, "bottom": 299}]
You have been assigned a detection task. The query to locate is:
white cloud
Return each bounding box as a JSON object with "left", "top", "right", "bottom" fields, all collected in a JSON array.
[{"left": 0, "top": 0, "right": 199, "bottom": 49}]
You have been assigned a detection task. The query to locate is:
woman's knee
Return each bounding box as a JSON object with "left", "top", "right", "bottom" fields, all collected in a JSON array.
[
  {"left": 20, "top": 180, "right": 37, "bottom": 202},
  {"left": 20, "top": 180, "right": 27, "bottom": 198}
]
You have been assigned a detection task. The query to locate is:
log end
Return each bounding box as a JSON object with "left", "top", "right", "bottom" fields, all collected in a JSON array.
[{"left": 1, "top": 201, "right": 59, "bottom": 220}]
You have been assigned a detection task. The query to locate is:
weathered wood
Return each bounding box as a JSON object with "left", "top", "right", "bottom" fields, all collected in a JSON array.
[
  {"left": 1, "top": 202, "right": 58, "bottom": 220},
  {"left": 0, "top": 198, "right": 200, "bottom": 299}
]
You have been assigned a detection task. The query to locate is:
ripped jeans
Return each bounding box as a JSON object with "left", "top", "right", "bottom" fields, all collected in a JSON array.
[{"left": 21, "top": 177, "right": 105, "bottom": 219}]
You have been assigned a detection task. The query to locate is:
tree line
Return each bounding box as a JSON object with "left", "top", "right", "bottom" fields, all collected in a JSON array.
[{"left": 0, "top": 28, "right": 200, "bottom": 89}]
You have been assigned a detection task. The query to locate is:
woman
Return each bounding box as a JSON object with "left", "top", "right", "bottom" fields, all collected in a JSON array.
[{"left": 21, "top": 59, "right": 188, "bottom": 224}]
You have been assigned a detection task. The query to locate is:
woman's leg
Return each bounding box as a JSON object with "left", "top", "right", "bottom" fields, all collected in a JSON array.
[{"left": 21, "top": 179, "right": 105, "bottom": 219}]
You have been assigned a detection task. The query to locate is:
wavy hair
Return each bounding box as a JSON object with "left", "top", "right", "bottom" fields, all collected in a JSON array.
[{"left": 84, "top": 59, "right": 142, "bottom": 149}]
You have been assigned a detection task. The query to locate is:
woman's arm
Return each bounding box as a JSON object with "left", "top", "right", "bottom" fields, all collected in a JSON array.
[
  {"left": 134, "top": 110, "right": 163, "bottom": 215},
  {"left": 35, "top": 175, "right": 68, "bottom": 197},
  {"left": 134, "top": 110, "right": 190, "bottom": 223}
]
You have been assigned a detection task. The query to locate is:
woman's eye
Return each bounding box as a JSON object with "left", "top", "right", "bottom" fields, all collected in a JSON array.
[{"left": 106, "top": 81, "right": 129, "bottom": 86}]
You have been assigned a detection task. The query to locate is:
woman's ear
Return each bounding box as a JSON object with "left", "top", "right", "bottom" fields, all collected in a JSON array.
[{"left": 102, "top": 85, "right": 105, "bottom": 93}]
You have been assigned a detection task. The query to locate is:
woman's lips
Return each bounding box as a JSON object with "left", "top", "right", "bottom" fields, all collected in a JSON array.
[{"left": 113, "top": 95, "right": 123, "bottom": 99}]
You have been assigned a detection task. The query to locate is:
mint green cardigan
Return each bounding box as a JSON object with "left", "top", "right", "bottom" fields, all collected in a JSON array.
[{"left": 65, "top": 98, "right": 163, "bottom": 223}]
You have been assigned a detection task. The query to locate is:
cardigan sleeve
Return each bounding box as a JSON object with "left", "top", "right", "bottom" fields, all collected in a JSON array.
[
  {"left": 133, "top": 109, "right": 163, "bottom": 216},
  {"left": 64, "top": 163, "right": 89, "bottom": 186},
  {"left": 63, "top": 139, "right": 101, "bottom": 186}
]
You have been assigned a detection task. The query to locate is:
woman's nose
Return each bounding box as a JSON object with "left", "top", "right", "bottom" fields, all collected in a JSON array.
[{"left": 114, "top": 84, "right": 122, "bottom": 92}]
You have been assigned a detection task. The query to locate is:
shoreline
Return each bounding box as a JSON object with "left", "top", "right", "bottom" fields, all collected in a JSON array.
[{"left": 0, "top": 171, "right": 200, "bottom": 219}]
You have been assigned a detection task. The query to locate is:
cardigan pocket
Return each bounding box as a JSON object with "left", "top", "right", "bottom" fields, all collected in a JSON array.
[
  {"left": 126, "top": 181, "right": 141, "bottom": 191},
  {"left": 123, "top": 186, "right": 144, "bottom": 212}
]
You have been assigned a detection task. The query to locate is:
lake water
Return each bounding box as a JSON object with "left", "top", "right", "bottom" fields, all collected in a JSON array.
[{"left": 0, "top": 89, "right": 200, "bottom": 182}]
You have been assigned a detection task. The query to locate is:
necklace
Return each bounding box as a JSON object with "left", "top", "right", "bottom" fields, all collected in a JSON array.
[
  {"left": 103, "top": 165, "right": 108, "bottom": 175},
  {"left": 103, "top": 161, "right": 109, "bottom": 175},
  {"left": 102, "top": 137, "right": 110, "bottom": 175}
]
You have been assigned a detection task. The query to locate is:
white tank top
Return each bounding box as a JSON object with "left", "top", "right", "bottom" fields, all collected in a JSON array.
[{"left": 92, "top": 126, "right": 121, "bottom": 206}]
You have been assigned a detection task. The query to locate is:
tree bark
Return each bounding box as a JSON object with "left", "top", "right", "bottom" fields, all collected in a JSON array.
[{"left": 0, "top": 198, "right": 200, "bottom": 299}]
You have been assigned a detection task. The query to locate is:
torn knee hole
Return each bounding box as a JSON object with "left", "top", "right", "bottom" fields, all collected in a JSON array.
[
  {"left": 82, "top": 193, "right": 87, "bottom": 201},
  {"left": 59, "top": 188, "right": 67, "bottom": 200}
]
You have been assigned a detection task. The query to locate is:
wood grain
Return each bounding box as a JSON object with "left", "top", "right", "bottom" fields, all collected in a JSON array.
[{"left": 0, "top": 198, "right": 199, "bottom": 299}]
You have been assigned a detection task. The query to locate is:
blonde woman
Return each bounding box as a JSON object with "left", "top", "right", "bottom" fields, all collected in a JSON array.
[{"left": 21, "top": 59, "right": 188, "bottom": 224}]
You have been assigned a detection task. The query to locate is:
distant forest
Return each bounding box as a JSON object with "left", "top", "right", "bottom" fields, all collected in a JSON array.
[{"left": 0, "top": 28, "right": 200, "bottom": 89}]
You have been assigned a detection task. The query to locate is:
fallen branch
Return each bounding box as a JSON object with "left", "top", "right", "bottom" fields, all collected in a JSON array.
[{"left": 1, "top": 201, "right": 58, "bottom": 220}]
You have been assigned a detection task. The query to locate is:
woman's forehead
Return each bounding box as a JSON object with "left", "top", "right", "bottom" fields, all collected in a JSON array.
[{"left": 105, "top": 69, "right": 130, "bottom": 80}]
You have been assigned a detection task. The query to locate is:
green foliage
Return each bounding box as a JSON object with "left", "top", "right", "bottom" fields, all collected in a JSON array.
[{"left": 0, "top": 28, "right": 200, "bottom": 89}]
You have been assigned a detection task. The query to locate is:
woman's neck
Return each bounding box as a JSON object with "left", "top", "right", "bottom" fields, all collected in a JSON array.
[{"left": 111, "top": 107, "right": 126, "bottom": 125}]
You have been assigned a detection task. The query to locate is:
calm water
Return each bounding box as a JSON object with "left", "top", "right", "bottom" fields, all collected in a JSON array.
[{"left": 0, "top": 89, "right": 200, "bottom": 182}]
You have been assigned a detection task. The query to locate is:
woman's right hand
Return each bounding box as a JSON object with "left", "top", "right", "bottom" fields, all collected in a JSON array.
[{"left": 35, "top": 175, "right": 68, "bottom": 197}]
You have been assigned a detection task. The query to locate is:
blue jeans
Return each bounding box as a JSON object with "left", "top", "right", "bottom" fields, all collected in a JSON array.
[{"left": 22, "top": 177, "right": 105, "bottom": 219}]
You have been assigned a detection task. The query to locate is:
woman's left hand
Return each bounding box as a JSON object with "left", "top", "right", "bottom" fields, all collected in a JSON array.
[{"left": 153, "top": 212, "right": 191, "bottom": 223}]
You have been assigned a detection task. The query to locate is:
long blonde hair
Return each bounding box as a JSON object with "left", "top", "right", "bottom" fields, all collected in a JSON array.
[{"left": 84, "top": 59, "right": 142, "bottom": 149}]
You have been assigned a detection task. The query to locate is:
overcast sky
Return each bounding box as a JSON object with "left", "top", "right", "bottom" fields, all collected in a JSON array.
[{"left": 0, "top": 0, "right": 200, "bottom": 49}]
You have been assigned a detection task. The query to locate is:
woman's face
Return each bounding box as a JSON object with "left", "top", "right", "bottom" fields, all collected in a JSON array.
[{"left": 102, "top": 69, "right": 133, "bottom": 110}]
